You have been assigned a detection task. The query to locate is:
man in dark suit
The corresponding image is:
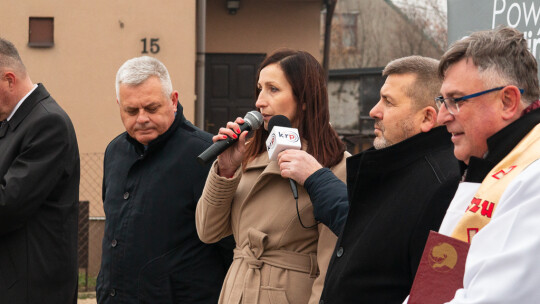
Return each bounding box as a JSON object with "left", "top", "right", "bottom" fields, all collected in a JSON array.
[{"left": 0, "top": 38, "right": 80, "bottom": 303}]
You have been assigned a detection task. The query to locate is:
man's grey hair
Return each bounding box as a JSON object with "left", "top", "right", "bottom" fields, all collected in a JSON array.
[
  {"left": 115, "top": 56, "right": 173, "bottom": 101},
  {"left": 0, "top": 37, "right": 27, "bottom": 76},
  {"left": 439, "top": 26, "right": 539, "bottom": 104}
]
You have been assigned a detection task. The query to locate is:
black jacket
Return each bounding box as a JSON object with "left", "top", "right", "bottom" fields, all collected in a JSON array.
[
  {"left": 97, "top": 104, "right": 233, "bottom": 303},
  {"left": 304, "top": 167, "right": 348, "bottom": 235},
  {"left": 307, "top": 126, "right": 461, "bottom": 304},
  {"left": 0, "top": 84, "right": 80, "bottom": 304}
]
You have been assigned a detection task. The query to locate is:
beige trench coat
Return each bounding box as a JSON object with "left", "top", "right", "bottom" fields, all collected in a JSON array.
[{"left": 196, "top": 152, "right": 348, "bottom": 304}]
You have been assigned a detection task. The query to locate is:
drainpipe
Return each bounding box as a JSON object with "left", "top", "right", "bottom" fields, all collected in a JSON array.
[
  {"left": 322, "top": 0, "right": 337, "bottom": 80},
  {"left": 195, "top": 0, "right": 206, "bottom": 128}
]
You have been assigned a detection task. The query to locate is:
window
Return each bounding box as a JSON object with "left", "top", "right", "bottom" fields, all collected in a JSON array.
[
  {"left": 340, "top": 13, "right": 358, "bottom": 49},
  {"left": 28, "top": 17, "right": 54, "bottom": 48}
]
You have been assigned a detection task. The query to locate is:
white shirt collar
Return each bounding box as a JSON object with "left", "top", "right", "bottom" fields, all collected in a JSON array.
[{"left": 7, "top": 84, "right": 38, "bottom": 121}]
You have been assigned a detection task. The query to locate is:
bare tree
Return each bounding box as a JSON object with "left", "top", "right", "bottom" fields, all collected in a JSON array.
[
  {"left": 328, "top": 0, "right": 448, "bottom": 69},
  {"left": 395, "top": 0, "right": 448, "bottom": 51}
]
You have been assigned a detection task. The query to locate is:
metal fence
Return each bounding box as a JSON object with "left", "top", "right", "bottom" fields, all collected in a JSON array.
[{"left": 79, "top": 153, "right": 105, "bottom": 292}]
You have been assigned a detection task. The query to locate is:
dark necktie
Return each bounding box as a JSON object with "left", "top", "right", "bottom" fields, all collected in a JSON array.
[{"left": 0, "top": 120, "right": 8, "bottom": 138}]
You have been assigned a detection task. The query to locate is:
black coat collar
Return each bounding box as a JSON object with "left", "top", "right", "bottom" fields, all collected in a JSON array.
[
  {"left": 346, "top": 126, "right": 452, "bottom": 195},
  {"left": 347, "top": 126, "right": 451, "bottom": 171}
]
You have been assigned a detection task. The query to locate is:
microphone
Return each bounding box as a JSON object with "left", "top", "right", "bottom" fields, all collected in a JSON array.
[
  {"left": 266, "top": 115, "right": 301, "bottom": 161},
  {"left": 266, "top": 115, "right": 301, "bottom": 199},
  {"left": 197, "top": 111, "right": 263, "bottom": 165}
]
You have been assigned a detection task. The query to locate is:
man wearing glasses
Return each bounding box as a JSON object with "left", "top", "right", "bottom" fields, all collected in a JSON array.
[{"left": 407, "top": 26, "right": 540, "bottom": 303}]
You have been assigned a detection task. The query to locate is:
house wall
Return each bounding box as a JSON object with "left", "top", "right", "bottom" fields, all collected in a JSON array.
[
  {"left": 206, "top": 0, "right": 322, "bottom": 60},
  {"left": 0, "top": 0, "right": 197, "bottom": 155}
]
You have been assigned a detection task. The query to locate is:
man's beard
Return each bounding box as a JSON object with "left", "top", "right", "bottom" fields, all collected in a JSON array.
[{"left": 373, "top": 118, "right": 415, "bottom": 150}]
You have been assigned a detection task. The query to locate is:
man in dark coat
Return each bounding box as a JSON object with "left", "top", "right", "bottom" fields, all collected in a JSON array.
[
  {"left": 277, "top": 56, "right": 461, "bottom": 303},
  {"left": 0, "top": 38, "right": 80, "bottom": 304},
  {"left": 97, "top": 56, "right": 232, "bottom": 303}
]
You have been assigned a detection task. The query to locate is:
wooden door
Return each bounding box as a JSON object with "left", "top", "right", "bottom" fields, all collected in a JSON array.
[{"left": 204, "top": 53, "right": 265, "bottom": 134}]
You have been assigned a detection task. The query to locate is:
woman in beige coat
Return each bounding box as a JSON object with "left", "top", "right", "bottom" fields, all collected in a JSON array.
[{"left": 195, "top": 50, "right": 348, "bottom": 304}]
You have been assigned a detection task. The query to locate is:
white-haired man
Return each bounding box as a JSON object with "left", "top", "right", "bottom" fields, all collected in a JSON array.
[{"left": 97, "top": 56, "right": 232, "bottom": 303}]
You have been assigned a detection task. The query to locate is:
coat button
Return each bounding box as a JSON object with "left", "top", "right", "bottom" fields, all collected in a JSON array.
[
  {"left": 111, "top": 239, "right": 118, "bottom": 247},
  {"left": 123, "top": 192, "right": 129, "bottom": 199},
  {"left": 336, "top": 247, "right": 344, "bottom": 257},
  {"left": 110, "top": 288, "right": 116, "bottom": 297}
]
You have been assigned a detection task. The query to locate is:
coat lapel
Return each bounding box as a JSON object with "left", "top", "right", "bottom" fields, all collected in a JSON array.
[
  {"left": 238, "top": 140, "right": 309, "bottom": 218},
  {"left": 0, "top": 120, "right": 8, "bottom": 138},
  {"left": 239, "top": 154, "right": 281, "bottom": 211},
  {"left": 8, "top": 84, "right": 49, "bottom": 133}
]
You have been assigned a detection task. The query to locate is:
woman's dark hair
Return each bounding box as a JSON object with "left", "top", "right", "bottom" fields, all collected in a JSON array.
[{"left": 242, "top": 49, "right": 346, "bottom": 169}]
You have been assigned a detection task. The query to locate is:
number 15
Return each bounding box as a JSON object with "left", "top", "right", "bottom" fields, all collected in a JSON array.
[{"left": 141, "top": 38, "right": 160, "bottom": 54}]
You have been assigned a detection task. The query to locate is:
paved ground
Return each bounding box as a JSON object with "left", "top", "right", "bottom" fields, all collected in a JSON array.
[{"left": 78, "top": 292, "right": 97, "bottom": 304}]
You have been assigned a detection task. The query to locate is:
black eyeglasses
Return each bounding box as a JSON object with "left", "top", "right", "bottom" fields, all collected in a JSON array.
[{"left": 435, "top": 86, "right": 524, "bottom": 115}]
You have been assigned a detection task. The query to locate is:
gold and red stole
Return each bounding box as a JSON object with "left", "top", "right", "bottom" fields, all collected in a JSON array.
[{"left": 451, "top": 123, "right": 540, "bottom": 243}]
